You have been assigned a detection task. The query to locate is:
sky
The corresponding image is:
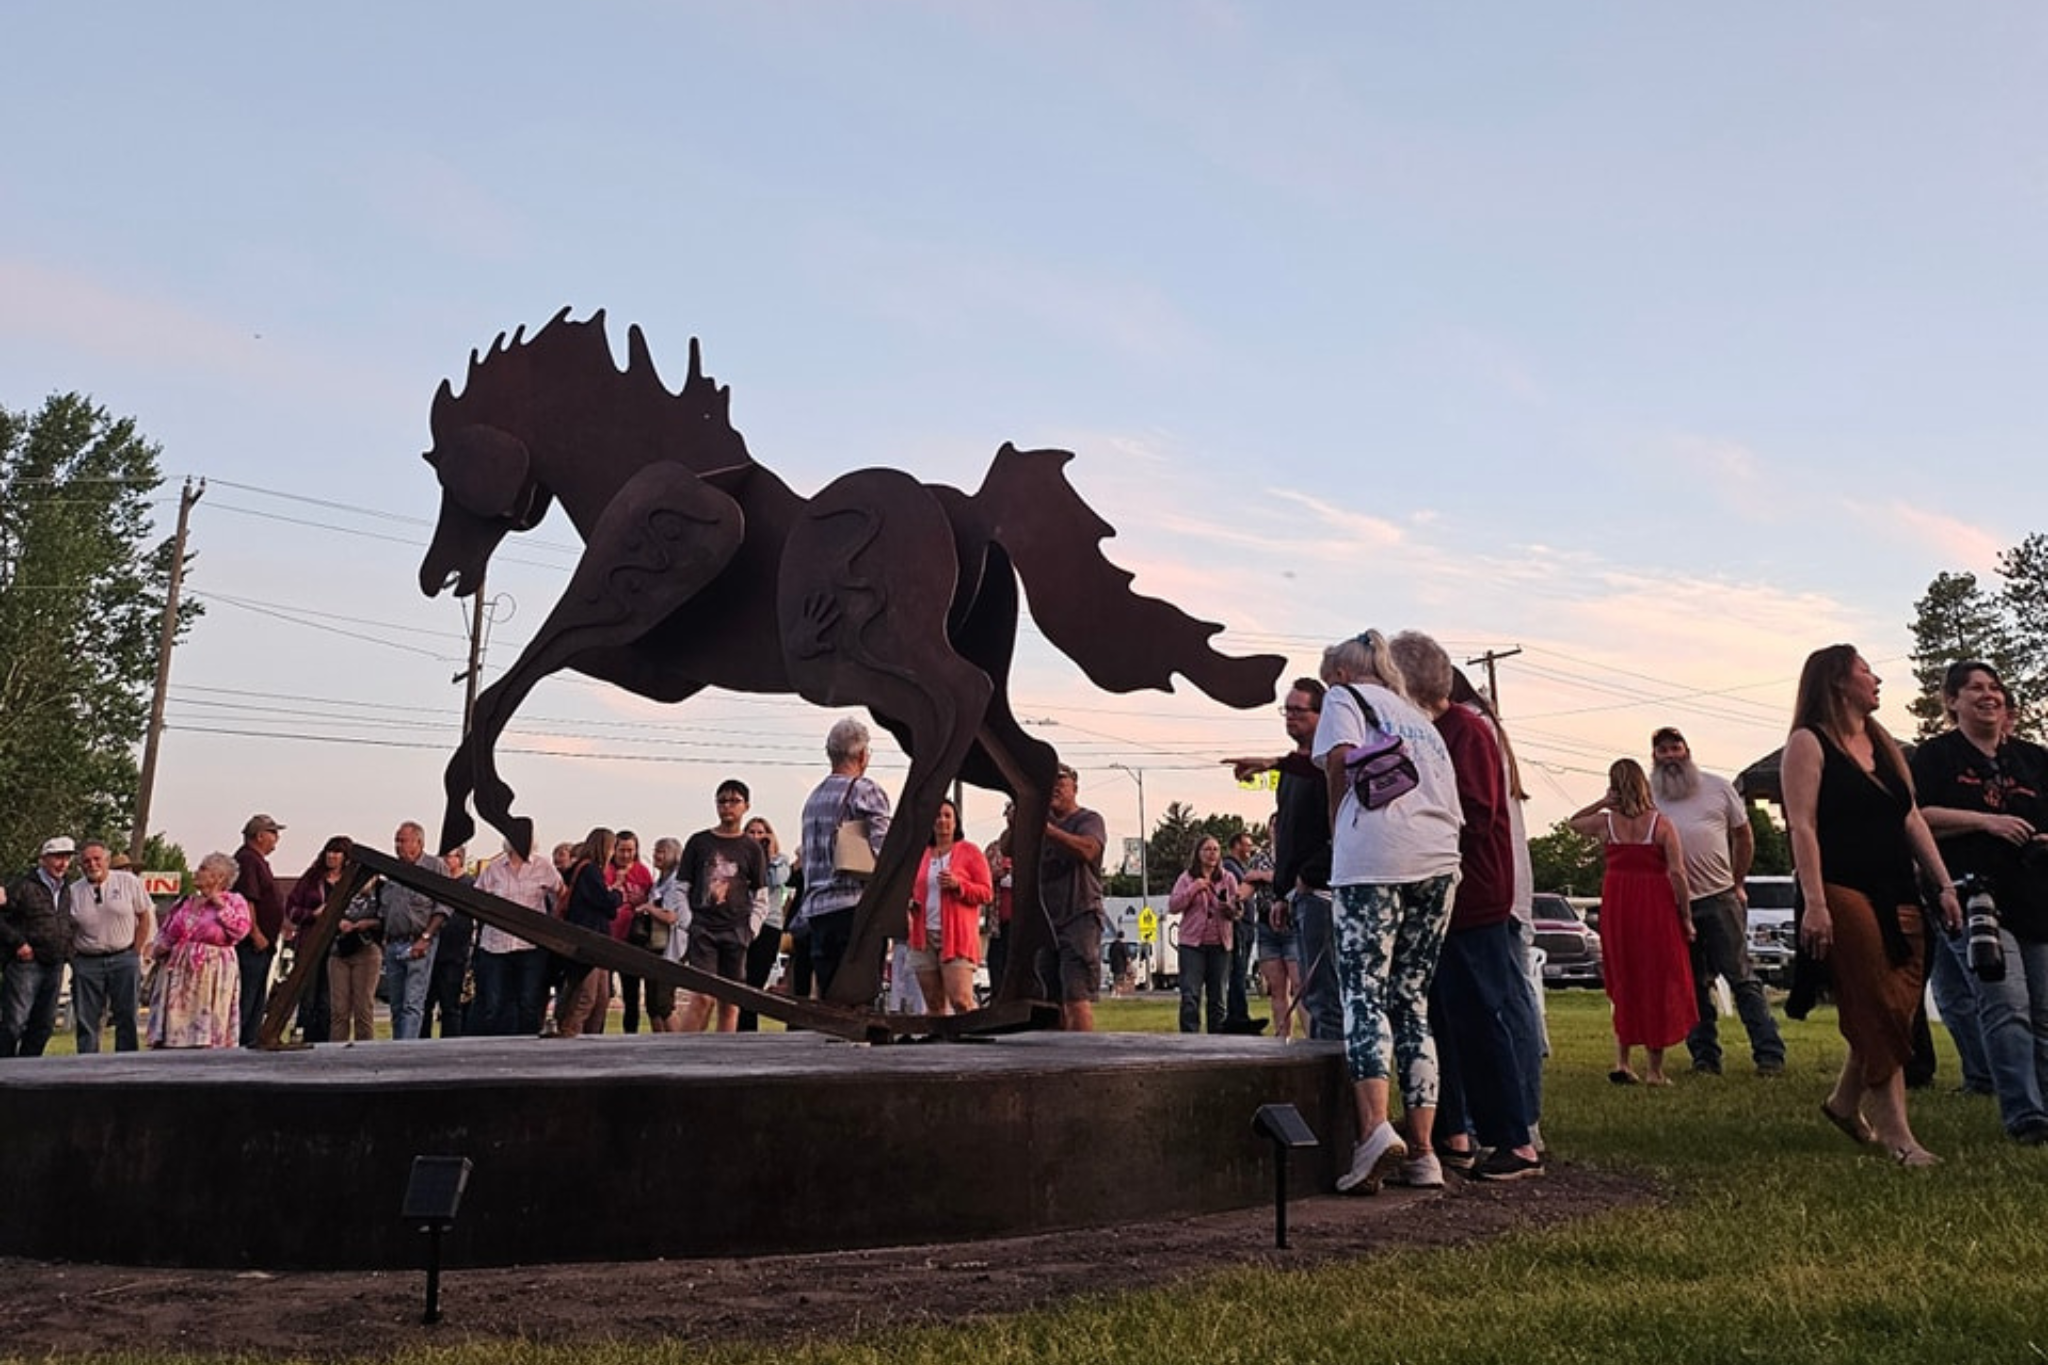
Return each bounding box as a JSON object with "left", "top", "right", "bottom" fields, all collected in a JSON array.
[{"left": 5, "top": 2, "right": 2046, "bottom": 877}]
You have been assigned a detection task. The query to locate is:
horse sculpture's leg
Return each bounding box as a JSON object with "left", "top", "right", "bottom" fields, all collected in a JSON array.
[
  {"left": 456, "top": 466, "right": 744, "bottom": 856},
  {"left": 940, "top": 549, "right": 1062, "bottom": 1002},
  {"left": 780, "top": 471, "right": 994, "bottom": 1009},
  {"left": 965, "top": 715, "right": 1060, "bottom": 1003}
]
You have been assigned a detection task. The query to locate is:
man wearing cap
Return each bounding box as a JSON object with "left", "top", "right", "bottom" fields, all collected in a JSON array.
[
  {"left": 232, "top": 814, "right": 287, "bottom": 1047},
  {"left": 64, "top": 840, "right": 153, "bottom": 1053},
  {"left": 1650, "top": 727, "right": 1786, "bottom": 1076},
  {"left": 1040, "top": 763, "right": 1108, "bottom": 1032},
  {"left": 1, "top": 837, "right": 80, "bottom": 1058}
]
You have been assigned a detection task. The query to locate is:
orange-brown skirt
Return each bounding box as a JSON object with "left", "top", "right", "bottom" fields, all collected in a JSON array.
[{"left": 1824, "top": 883, "right": 1925, "bottom": 1087}]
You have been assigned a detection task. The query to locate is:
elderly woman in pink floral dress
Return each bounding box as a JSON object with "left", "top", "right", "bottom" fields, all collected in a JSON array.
[{"left": 148, "top": 852, "right": 252, "bottom": 1048}]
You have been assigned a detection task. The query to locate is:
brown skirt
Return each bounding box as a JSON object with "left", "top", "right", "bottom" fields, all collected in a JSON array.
[{"left": 1824, "top": 883, "right": 1925, "bottom": 1087}]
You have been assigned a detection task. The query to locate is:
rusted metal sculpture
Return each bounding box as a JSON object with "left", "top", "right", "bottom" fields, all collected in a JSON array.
[{"left": 418, "top": 308, "right": 1284, "bottom": 1007}]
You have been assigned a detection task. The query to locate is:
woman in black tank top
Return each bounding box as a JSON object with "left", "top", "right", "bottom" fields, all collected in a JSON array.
[{"left": 1783, "top": 646, "right": 1962, "bottom": 1167}]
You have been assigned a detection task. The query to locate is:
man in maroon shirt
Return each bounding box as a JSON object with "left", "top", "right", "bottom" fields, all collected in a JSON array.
[
  {"left": 232, "top": 813, "right": 287, "bottom": 1047},
  {"left": 1390, "top": 633, "right": 1544, "bottom": 1185}
]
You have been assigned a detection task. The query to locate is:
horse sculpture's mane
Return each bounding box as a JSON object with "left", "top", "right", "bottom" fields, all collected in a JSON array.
[{"left": 430, "top": 306, "right": 745, "bottom": 465}]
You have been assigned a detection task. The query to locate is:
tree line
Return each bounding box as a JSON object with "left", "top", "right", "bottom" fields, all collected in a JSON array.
[{"left": 0, "top": 394, "right": 196, "bottom": 872}]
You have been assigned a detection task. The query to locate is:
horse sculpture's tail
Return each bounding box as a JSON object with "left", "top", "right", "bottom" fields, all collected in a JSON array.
[{"left": 967, "top": 443, "right": 1285, "bottom": 708}]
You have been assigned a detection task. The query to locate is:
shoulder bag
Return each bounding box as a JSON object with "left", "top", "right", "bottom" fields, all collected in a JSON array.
[
  {"left": 833, "top": 780, "right": 877, "bottom": 878},
  {"left": 1339, "top": 683, "right": 1420, "bottom": 811}
]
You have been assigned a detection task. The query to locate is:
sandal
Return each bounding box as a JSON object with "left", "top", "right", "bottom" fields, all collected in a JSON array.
[
  {"left": 1608, "top": 1068, "right": 1639, "bottom": 1085},
  {"left": 1893, "top": 1145, "right": 1941, "bottom": 1168},
  {"left": 1820, "top": 1101, "right": 1876, "bottom": 1147}
]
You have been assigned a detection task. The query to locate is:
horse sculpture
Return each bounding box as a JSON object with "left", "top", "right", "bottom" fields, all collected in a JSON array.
[{"left": 419, "top": 308, "right": 1285, "bottom": 1007}]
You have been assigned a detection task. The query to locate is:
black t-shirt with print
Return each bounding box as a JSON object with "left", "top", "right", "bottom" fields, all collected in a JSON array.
[
  {"left": 1910, "top": 729, "right": 2048, "bottom": 942},
  {"left": 680, "top": 830, "right": 770, "bottom": 944}
]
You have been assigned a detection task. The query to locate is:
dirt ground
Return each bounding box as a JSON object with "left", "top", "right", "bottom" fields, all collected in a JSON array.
[{"left": 3, "top": 1162, "right": 1652, "bottom": 1359}]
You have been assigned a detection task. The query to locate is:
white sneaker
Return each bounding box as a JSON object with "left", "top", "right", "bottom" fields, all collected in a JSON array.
[
  {"left": 1336, "top": 1121, "right": 1408, "bottom": 1195},
  {"left": 1387, "top": 1151, "right": 1444, "bottom": 1189}
]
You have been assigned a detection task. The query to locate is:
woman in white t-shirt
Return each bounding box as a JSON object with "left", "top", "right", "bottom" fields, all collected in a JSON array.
[{"left": 1310, "top": 630, "right": 1464, "bottom": 1195}]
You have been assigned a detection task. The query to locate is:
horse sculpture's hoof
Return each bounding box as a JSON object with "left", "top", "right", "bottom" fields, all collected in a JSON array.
[
  {"left": 440, "top": 808, "right": 478, "bottom": 858},
  {"left": 505, "top": 815, "right": 535, "bottom": 860}
]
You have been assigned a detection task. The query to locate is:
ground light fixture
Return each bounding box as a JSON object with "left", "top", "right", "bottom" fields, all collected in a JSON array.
[
  {"left": 401, "top": 1155, "right": 472, "bottom": 1324},
  {"left": 1249, "top": 1103, "right": 1318, "bottom": 1249}
]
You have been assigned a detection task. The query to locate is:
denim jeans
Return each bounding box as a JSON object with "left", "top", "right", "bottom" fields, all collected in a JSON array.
[
  {"left": 1511, "top": 917, "right": 1548, "bottom": 1121},
  {"left": 473, "top": 948, "right": 550, "bottom": 1036},
  {"left": 1430, "top": 920, "right": 1541, "bottom": 1151},
  {"left": 1292, "top": 890, "right": 1343, "bottom": 1042},
  {"left": 1685, "top": 890, "right": 1786, "bottom": 1071},
  {"left": 1178, "top": 942, "right": 1229, "bottom": 1033},
  {"left": 1224, "top": 927, "right": 1255, "bottom": 1024},
  {"left": 426, "top": 950, "right": 469, "bottom": 1038},
  {"left": 70, "top": 950, "right": 142, "bottom": 1053},
  {"left": 1957, "top": 928, "right": 2048, "bottom": 1135},
  {"left": 381, "top": 938, "right": 438, "bottom": 1040},
  {"left": 0, "top": 957, "right": 62, "bottom": 1057},
  {"left": 235, "top": 940, "right": 275, "bottom": 1048},
  {"left": 1929, "top": 924, "right": 1995, "bottom": 1093}
]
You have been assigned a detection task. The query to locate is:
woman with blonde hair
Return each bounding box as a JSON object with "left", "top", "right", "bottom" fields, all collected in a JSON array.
[
  {"left": 1784, "top": 645, "right": 1961, "bottom": 1165},
  {"left": 1571, "top": 758, "right": 1696, "bottom": 1085},
  {"left": 1312, "top": 629, "right": 1464, "bottom": 1194}
]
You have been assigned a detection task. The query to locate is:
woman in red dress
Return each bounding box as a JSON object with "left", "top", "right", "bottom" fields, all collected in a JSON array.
[{"left": 1572, "top": 759, "right": 1696, "bottom": 1085}]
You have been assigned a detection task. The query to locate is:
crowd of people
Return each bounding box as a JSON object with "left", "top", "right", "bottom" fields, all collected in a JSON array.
[
  {"left": 6, "top": 641, "right": 2047, "bottom": 1184},
  {"left": 0, "top": 714, "right": 1109, "bottom": 1053}
]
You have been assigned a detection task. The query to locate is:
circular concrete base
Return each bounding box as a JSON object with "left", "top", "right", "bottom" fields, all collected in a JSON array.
[{"left": 0, "top": 1032, "right": 1348, "bottom": 1269}]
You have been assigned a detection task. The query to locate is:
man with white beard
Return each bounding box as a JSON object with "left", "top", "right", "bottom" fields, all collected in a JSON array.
[{"left": 1651, "top": 727, "right": 1786, "bottom": 1076}]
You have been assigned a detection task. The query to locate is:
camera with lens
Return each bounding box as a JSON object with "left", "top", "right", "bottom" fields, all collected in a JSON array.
[{"left": 1955, "top": 873, "right": 2006, "bottom": 983}]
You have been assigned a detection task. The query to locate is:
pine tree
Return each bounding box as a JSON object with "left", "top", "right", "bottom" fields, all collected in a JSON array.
[{"left": 1905, "top": 571, "right": 2018, "bottom": 738}]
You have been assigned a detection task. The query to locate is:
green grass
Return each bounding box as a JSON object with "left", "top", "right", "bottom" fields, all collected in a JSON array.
[{"left": 24, "top": 992, "right": 2048, "bottom": 1365}]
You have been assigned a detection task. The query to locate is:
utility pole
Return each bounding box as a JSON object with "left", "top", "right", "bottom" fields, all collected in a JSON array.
[
  {"left": 129, "top": 477, "right": 205, "bottom": 863},
  {"left": 1465, "top": 646, "right": 1522, "bottom": 711},
  {"left": 453, "top": 573, "right": 487, "bottom": 736},
  {"left": 1109, "top": 762, "right": 1148, "bottom": 905}
]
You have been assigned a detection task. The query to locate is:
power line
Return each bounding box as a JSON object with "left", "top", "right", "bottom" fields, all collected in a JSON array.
[
  {"left": 199, "top": 594, "right": 458, "bottom": 662},
  {"left": 203, "top": 478, "right": 586, "bottom": 555}
]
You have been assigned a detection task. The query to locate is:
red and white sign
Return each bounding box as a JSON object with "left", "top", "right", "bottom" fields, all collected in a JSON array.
[{"left": 141, "top": 871, "right": 184, "bottom": 897}]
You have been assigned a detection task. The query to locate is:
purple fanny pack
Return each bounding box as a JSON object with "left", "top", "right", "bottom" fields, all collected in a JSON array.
[{"left": 1340, "top": 685, "right": 1420, "bottom": 811}]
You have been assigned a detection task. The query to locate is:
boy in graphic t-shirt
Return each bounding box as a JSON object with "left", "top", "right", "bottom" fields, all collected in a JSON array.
[{"left": 677, "top": 778, "right": 770, "bottom": 1033}]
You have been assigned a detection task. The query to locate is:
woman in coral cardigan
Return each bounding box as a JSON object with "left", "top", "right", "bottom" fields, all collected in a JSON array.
[{"left": 906, "top": 799, "right": 993, "bottom": 1014}]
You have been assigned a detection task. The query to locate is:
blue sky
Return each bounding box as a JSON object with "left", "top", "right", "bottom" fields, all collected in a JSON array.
[{"left": 5, "top": 3, "right": 2044, "bottom": 872}]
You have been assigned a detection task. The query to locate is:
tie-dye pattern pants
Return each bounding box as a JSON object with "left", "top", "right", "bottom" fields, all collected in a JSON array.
[{"left": 1334, "top": 873, "right": 1458, "bottom": 1109}]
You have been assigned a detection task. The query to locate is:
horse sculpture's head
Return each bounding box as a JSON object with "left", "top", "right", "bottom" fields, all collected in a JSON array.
[
  {"left": 420, "top": 417, "right": 550, "bottom": 597},
  {"left": 419, "top": 307, "right": 751, "bottom": 598}
]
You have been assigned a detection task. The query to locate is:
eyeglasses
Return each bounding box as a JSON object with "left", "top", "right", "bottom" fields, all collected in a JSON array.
[
  {"left": 1279, "top": 705, "right": 1317, "bottom": 716},
  {"left": 716, "top": 795, "right": 746, "bottom": 804}
]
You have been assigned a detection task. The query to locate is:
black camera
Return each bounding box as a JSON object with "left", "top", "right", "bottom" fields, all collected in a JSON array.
[{"left": 1957, "top": 873, "right": 2006, "bottom": 983}]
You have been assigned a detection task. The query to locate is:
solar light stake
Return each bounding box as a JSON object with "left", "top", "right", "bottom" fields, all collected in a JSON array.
[
  {"left": 1250, "top": 1104, "right": 1318, "bottom": 1250},
  {"left": 401, "top": 1156, "right": 473, "bottom": 1325}
]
